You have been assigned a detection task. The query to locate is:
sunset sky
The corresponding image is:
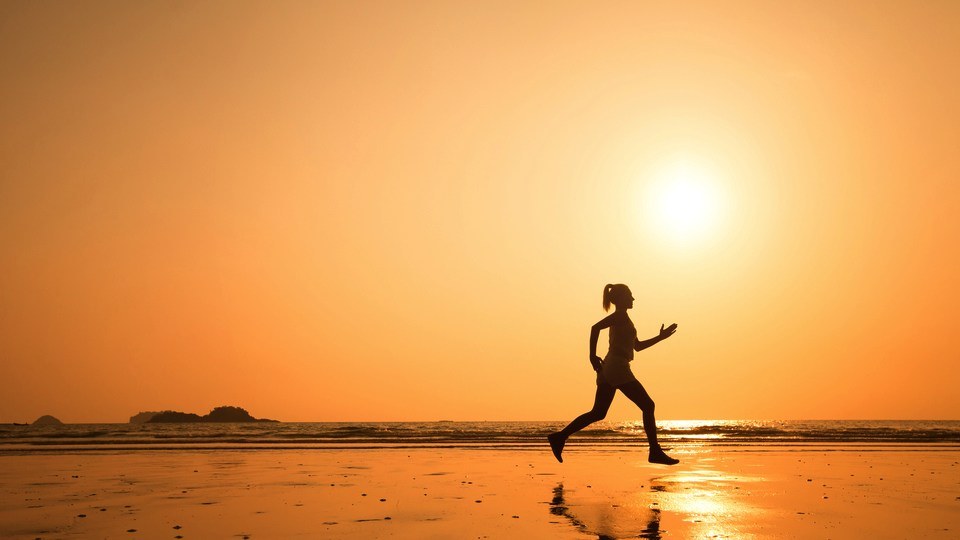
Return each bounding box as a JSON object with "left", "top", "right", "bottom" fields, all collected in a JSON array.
[{"left": 2, "top": 1, "right": 958, "bottom": 423}]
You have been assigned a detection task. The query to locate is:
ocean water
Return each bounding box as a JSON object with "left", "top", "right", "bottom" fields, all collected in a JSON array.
[{"left": 1, "top": 420, "right": 958, "bottom": 453}]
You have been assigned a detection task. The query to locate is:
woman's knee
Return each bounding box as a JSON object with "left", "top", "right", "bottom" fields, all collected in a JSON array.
[{"left": 588, "top": 409, "right": 607, "bottom": 422}]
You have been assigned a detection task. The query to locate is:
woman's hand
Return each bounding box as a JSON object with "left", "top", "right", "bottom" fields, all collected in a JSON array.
[
  {"left": 658, "top": 323, "right": 678, "bottom": 340},
  {"left": 590, "top": 355, "right": 603, "bottom": 372}
]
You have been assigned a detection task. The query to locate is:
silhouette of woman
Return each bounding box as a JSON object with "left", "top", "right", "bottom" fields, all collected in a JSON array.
[{"left": 549, "top": 284, "right": 679, "bottom": 465}]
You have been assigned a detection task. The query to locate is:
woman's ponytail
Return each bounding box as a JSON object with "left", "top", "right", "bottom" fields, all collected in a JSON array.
[{"left": 602, "top": 284, "right": 614, "bottom": 312}]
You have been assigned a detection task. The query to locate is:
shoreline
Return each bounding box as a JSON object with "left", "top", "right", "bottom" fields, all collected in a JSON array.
[
  {"left": 0, "top": 442, "right": 960, "bottom": 457},
  {"left": 3, "top": 441, "right": 959, "bottom": 455},
  {"left": 2, "top": 444, "right": 958, "bottom": 539}
]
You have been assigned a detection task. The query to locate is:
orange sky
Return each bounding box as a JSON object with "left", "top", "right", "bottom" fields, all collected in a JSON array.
[{"left": 2, "top": 2, "right": 958, "bottom": 423}]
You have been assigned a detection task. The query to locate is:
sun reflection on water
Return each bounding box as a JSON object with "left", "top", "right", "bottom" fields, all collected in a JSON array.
[
  {"left": 646, "top": 469, "right": 762, "bottom": 539},
  {"left": 549, "top": 458, "right": 765, "bottom": 539}
]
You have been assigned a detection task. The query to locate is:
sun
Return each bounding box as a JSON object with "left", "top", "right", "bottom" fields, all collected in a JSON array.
[{"left": 644, "top": 159, "right": 725, "bottom": 245}]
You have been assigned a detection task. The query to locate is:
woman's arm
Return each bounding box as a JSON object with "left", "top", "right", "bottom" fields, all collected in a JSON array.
[
  {"left": 589, "top": 313, "right": 619, "bottom": 370},
  {"left": 635, "top": 323, "right": 678, "bottom": 352}
]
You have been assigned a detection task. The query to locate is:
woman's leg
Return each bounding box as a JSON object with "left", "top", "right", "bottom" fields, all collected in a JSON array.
[
  {"left": 617, "top": 380, "right": 659, "bottom": 446},
  {"left": 548, "top": 382, "right": 615, "bottom": 462},
  {"left": 618, "top": 379, "right": 678, "bottom": 465},
  {"left": 557, "top": 382, "right": 616, "bottom": 439}
]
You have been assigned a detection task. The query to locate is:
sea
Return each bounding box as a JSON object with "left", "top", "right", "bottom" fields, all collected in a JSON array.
[{"left": 1, "top": 420, "right": 958, "bottom": 453}]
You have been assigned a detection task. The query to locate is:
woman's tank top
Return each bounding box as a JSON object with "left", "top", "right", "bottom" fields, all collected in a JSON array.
[{"left": 607, "top": 316, "right": 636, "bottom": 360}]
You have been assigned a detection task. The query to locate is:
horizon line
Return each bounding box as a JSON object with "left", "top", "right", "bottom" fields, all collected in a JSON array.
[{"left": 5, "top": 417, "right": 959, "bottom": 425}]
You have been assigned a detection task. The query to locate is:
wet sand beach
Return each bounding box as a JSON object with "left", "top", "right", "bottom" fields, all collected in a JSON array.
[{"left": 1, "top": 445, "right": 958, "bottom": 539}]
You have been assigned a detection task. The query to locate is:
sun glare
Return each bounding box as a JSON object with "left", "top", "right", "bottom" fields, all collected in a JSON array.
[{"left": 645, "top": 160, "right": 725, "bottom": 245}]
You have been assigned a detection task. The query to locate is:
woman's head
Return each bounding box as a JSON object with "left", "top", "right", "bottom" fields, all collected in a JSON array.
[{"left": 602, "top": 283, "right": 634, "bottom": 312}]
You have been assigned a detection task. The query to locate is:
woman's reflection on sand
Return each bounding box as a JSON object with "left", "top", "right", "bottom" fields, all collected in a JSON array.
[{"left": 550, "top": 482, "right": 662, "bottom": 540}]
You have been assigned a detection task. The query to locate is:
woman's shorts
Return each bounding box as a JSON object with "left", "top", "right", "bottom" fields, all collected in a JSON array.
[{"left": 596, "top": 355, "right": 638, "bottom": 388}]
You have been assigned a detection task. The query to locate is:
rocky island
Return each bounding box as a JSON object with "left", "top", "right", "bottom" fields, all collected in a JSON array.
[
  {"left": 130, "top": 406, "right": 277, "bottom": 424},
  {"left": 30, "top": 415, "right": 64, "bottom": 427}
]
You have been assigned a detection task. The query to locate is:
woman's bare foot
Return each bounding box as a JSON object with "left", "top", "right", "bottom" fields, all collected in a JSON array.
[
  {"left": 548, "top": 432, "right": 566, "bottom": 463},
  {"left": 648, "top": 447, "right": 679, "bottom": 465}
]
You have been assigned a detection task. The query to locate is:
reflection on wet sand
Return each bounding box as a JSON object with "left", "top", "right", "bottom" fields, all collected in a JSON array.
[
  {"left": 550, "top": 464, "right": 762, "bottom": 539},
  {"left": 550, "top": 483, "right": 662, "bottom": 539}
]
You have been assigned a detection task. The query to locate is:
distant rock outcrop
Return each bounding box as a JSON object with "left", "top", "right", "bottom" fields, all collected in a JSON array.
[
  {"left": 129, "top": 411, "right": 161, "bottom": 424},
  {"left": 143, "top": 406, "right": 277, "bottom": 424},
  {"left": 31, "top": 415, "right": 64, "bottom": 427},
  {"left": 148, "top": 411, "right": 204, "bottom": 423},
  {"left": 203, "top": 406, "right": 258, "bottom": 422}
]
